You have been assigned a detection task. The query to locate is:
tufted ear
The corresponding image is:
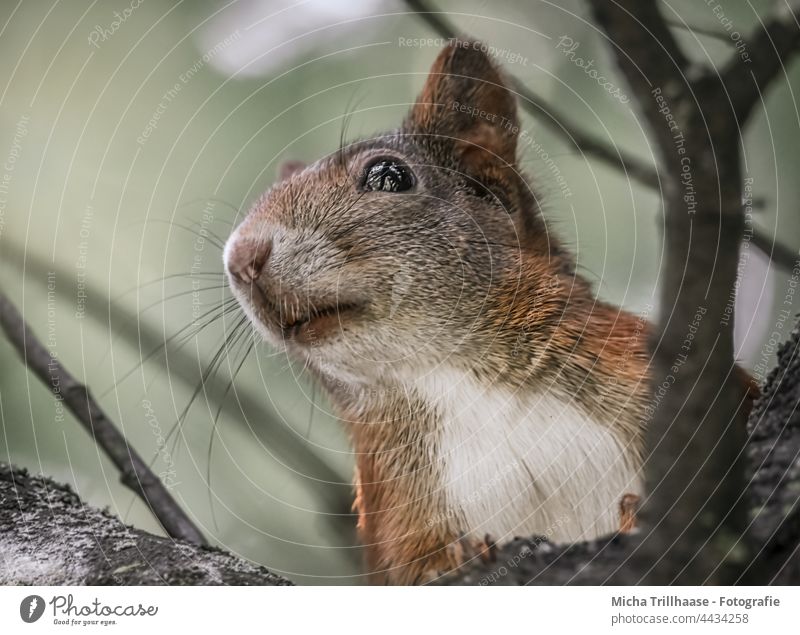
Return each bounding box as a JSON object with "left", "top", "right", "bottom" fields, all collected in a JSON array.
[{"left": 406, "top": 40, "right": 519, "bottom": 179}]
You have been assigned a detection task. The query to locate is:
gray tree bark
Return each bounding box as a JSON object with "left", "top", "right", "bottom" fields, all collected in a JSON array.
[{"left": 0, "top": 462, "right": 291, "bottom": 585}]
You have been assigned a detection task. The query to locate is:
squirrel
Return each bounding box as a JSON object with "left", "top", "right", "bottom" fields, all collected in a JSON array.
[{"left": 223, "top": 40, "right": 756, "bottom": 584}]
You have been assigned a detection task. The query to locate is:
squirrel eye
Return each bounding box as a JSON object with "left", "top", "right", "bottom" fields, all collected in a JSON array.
[{"left": 362, "top": 159, "right": 414, "bottom": 192}]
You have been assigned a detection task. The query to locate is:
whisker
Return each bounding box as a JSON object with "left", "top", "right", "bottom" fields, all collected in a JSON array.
[
  {"left": 147, "top": 218, "right": 226, "bottom": 251},
  {"left": 306, "top": 381, "right": 317, "bottom": 439},
  {"left": 137, "top": 285, "right": 230, "bottom": 316},
  {"left": 177, "top": 212, "right": 230, "bottom": 249},
  {"left": 337, "top": 92, "right": 365, "bottom": 171},
  {"left": 178, "top": 196, "right": 241, "bottom": 216},
  {"left": 101, "top": 298, "right": 239, "bottom": 397},
  {"left": 115, "top": 271, "right": 227, "bottom": 302},
  {"left": 206, "top": 330, "right": 256, "bottom": 531},
  {"left": 163, "top": 313, "right": 250, "bottom": 459}
]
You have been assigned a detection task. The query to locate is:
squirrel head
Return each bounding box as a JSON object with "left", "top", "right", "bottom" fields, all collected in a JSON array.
[{"left": 225, "top": 40, "right": 562, "bottom": 380}]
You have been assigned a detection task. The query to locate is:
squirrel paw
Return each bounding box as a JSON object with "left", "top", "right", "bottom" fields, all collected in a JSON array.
[
  {"left": 618, "top": 493, "right": 640, "bottom": 534},
  {"left": 447, "top": 533, "right": 497, "bottom": 567},
  {"left": 413, "top": 536, "right": 498, "bottom": 584}
]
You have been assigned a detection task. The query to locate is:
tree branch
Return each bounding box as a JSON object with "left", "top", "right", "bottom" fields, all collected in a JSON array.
[
  {"left": 665, "top": 19, "right": 744, "bottom": 45},
  {"left": 590, "top": 0, "right": 752, "bottom": 584},
  {"left": 751, "top": 227, "right": 800, "bottom": 272},
  {"left": 742, "top": 319, "right": 800, "bottom": 584},
  {"left": 724, "top": 1, "right": 800, "bottom": 124},
  {"left": 0, "top": 463, "right": 290, "bottom": 585},
  {"left": 589, "top": 1, "right": 690, "bottom": 143},
  {"left": 0, "top": 291, "right": 207, "bottom": 546}
]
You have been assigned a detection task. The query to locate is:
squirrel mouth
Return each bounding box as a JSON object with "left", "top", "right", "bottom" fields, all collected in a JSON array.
[
  {"left": 230, "top": 275, "right": 363, "bottom": 343},
  {"left": 278, "top": 301, "right": 362, "bottom": 341}
]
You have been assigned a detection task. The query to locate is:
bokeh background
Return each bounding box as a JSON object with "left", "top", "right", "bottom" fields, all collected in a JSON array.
[{"left": 1, "top": 0, "right": 797, "bottom": 584}]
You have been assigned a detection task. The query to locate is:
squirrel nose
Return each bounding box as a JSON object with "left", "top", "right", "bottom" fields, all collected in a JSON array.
[{"left": 226, "top": 237, "right": 272, "bottom": 285}]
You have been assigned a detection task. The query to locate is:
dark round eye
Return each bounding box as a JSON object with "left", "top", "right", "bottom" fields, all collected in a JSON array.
[{"left": 362, "top": 159, "right": 415, "bottom": 192}]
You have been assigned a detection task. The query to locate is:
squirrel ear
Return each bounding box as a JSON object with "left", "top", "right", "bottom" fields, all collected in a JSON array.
[{"left": 407, "top": 40, "right": 518, "bottom": 175}]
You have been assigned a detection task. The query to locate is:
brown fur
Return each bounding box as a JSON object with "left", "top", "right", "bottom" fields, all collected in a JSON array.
[{"left": 224, "top": 40, "right": 756, "bottom": 583}]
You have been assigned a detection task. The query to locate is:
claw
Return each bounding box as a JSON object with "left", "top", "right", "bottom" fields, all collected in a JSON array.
[{"left": 618, "top": 493, "right": 640, "bottom": 533}]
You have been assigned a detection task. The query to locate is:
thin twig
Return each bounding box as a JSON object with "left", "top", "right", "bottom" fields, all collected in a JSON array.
[
  {"left": 723, "top": 0, "right": 800, "bottom": 124},
  {"left": 665, "top": 19, "right": 739, "bottom": 44},
  {"left": 0, "top": 290, "right": 207, "bottom": 545},
  {"left": 751, "top": 228, "right": 800, "bottom": 272}
]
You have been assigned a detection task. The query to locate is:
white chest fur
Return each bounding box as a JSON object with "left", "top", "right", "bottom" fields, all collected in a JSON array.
[{"left": 412, "top": 368, "right": 642, "bottom": 544}]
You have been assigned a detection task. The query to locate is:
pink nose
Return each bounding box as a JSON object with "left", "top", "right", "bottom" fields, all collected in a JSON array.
[{"left": 227, "top": 237, "right": 271, "bottom": 285}]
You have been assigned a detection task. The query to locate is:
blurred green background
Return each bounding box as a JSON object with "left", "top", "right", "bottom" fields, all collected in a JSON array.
[{"left": 0, "top": 0, "right": 797, "bottom": 584}]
